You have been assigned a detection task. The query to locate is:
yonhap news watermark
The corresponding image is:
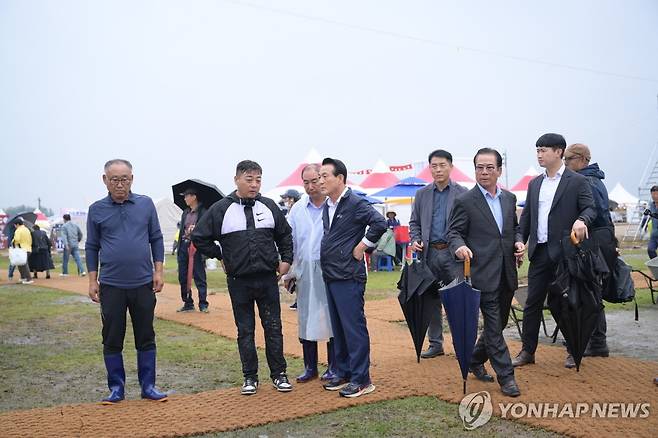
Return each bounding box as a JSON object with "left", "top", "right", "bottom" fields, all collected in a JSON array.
[{"left": 459, "top": 391, "right": 651, "bottom": 430}]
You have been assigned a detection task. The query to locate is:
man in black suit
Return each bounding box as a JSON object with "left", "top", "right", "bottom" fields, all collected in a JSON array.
[
  {"left": 512, "top": 133, "right": 596, "bottom": 369},
  {"left": 447, "top": 148, "right": 524, "bottom": 397}
]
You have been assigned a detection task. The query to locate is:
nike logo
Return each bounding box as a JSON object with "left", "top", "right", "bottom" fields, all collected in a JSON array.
[
  {"left": 256, "top": 212, "right": 263, "bottom": 216},
  {"left": 257, "top": 218, "right": 264, "bottom": 222}
]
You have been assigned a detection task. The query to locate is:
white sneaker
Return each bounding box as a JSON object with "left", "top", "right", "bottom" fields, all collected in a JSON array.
[
  {"left": 21, "top": 280, "right": 34, "bottom": 285},
  {"left": 241, "top": 378, "right": 258, "bottom": 395},
  {"left": 59, "top": 274, "right": 69, "bottom": 277},
  {"left": 80, "top": 272, "right": 87, "bottom": 277}
]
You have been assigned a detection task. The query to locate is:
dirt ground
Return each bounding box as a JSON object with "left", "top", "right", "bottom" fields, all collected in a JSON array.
[{"left": 0, "top": 276, "right": 656, "bottom": 438}]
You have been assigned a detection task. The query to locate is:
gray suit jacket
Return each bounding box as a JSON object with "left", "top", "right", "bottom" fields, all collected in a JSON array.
[
  {"left": 447, "top": 186, "right": 523, "bottom": 293},
  {"left": 409, "top": 180, "right": 468, "bottom": 251}
]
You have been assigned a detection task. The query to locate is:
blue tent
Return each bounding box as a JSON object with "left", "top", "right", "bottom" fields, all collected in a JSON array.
[
  {"left": 370, "top": 177, "right": 427, "bottom": 198},
  {"left": 352, "top": 189, "right": 383, "bottom": 204}
]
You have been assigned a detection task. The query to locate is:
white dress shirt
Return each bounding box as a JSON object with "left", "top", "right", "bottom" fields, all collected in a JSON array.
[{"left": 537, "top": 164, "right": 565, "bottom": 243}]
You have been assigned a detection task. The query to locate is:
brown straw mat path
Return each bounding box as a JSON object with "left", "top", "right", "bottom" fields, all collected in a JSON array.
[{"left": 0, "top": 276, "right": 656, "bottom": 437}]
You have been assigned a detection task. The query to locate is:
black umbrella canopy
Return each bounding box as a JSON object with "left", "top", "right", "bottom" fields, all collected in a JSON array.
[
  {"left": 547, "top": 232, "right": 606, "bottom": 371},
  {"left": 172, "top": 179, "right": 224, "bottom": 211},
  {"left": 397, "top": 259, "right": 441, "bottom": 362},
  {"left": 3, "top": 212, "right": 37, "bottom": 237}
]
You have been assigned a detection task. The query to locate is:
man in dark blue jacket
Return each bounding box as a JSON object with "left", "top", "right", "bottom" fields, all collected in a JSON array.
[
  {"left": 318, "top": 157, "right": 387, "bottom": 398},
  {"left": 564, "top": 143, "right": 614, "bottom": 357}
]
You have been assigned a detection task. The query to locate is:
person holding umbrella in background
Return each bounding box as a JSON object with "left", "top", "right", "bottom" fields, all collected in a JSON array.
[
  {"left": 447, "top": 147, "right": 523, "bottom": 397},
  {"left": 176, "top": 188, "right": 209, "bottom": 313}
]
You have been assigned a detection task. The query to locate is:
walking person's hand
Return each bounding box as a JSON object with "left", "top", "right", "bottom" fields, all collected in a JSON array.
[
  {"left": 152, "top": 271, "right": 164, "bottom": 293},
  {"left": 571, "top": 219, "right": 588, "bottom": 242},
  {"left": 277, "top": 261, "right": 291, "bottom": 280},
  {"left": 411, "top": 240, "right": 424, "bottom": 252},
  {"left": 455, "top": 245, "right": 473, "bottom": 261},
  {"left": 514, "top": 242, "right": 525, "bottom": 267},
  {"left": 88, "top": 281, "right": 99, "bottom": 303}
]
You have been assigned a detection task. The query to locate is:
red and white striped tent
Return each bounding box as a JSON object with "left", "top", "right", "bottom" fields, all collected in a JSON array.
[
  {"left": 417, "top": 163, "right": 476, "bottom": 188},
  {"left": 510, "top": 166, "right": 540, "bottom": 203},
  {"left": 359, "top": 160, "right": 400, "bottom": 194}
]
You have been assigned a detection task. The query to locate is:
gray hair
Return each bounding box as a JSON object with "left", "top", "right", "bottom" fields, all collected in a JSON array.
[
  {"left": 300, "top": 163, "right": 321, "bottom": 179},
  {"left": 104, "top": 159, "right": 133, "bottom": 172}
]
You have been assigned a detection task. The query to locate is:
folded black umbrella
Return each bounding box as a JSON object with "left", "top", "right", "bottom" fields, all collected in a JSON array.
[
  {"left": 547, "top": 232, "right": 607, "bottom": 371},
  {"left": 172, "top": 179, "right": 224, "bottom": 210},
  {"left": 397, "top": 257, "right": 441, "bottom": 363}
]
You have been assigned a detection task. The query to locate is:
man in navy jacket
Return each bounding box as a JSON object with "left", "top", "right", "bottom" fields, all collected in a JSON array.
[{"left": 319, "top": 157, "right": 387, "bottom": 398}]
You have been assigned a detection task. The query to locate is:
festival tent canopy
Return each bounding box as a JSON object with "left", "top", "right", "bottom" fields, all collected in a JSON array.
[
  {"left": 155, "top": 198, "right": 183, "bottom": 255},
  {"left": 264, "top": 148, "right": 322, "bottom": 200},
  {"left": 510, "top": 166, "right": 540, "bottom": 202},
  {"left": 359, "top": 159, "right": 400, "bottom": 193},
  {"left": 608, "top": 183, "right": 638, "bottom": 207},
  {"left": 370, "top": 177, "right": 427, "bottom": 198}
]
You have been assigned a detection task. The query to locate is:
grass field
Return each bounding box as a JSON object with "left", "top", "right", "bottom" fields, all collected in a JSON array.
[{"left": 0, "top": 284, "right": 561, "bottom": 437}]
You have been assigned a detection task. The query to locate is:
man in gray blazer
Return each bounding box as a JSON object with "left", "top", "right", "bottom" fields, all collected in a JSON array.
[
  {"left": 447, "top": 148, "right": 524, "bottom": 397},
  {"left": 409, "top": 149, "right": 468, "bottom": 358}
]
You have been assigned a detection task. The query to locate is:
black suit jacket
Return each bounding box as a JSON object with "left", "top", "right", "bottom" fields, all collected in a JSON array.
[
  {"left": 447, "top": 187, "right": 522, "bottom": 293},
  {"left": 519, "top": 167, "right": 596, "bottom": 262}
]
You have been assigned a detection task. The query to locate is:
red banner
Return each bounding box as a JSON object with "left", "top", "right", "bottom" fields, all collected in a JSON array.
[{"left": 349, "top": 163, "right": 413, "bottom": 175}]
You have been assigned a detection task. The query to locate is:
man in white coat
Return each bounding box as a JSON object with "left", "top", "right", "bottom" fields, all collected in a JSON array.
[{"left": 284, "top": 164, "right": 336, "bottom": 382}]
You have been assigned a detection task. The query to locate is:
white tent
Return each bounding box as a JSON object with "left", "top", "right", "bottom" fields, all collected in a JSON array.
[
  {"left": 155, "top": 198, "right": 183, "bottom": 254},
  {"left": 608, "top": 182, "right": 639, "bottom": 207},
  {"left": 263, "top": 148, "right": 322, "bottom": 200}
]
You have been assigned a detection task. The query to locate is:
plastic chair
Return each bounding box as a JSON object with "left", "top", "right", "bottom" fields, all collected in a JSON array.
[{"left": 376, "top": 255, "right": 394, "bottom": 272}]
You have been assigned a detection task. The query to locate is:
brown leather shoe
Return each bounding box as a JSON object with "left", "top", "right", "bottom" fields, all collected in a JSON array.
[
  {"left": 564, "top": 354, "right": 576, "bottom": 369},
  {"left": 500, "top": 379, "right": 521, "bottom": 397},
  {"left": 512, "top": 350, "right": 535, "bottom": 367}
]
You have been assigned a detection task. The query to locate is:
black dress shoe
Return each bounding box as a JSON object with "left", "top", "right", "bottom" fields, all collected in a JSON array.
[
  {"left": 564, "top": 354, "right": 576, "bottom": 369},
  {"left": 420, "top": 346, "right": 445, "bottom": 359},
  {"left": 511, "top": 350, "right": 535, "bottom": 367},
  {"left": 500, "top": 379, "right": 521, "bottom": 397},
  {"left": 583, "top": 347, "right": 609, "bottom": 357},
  {"left": 469, "top": 364, "right": 494, "bottom": 382}
]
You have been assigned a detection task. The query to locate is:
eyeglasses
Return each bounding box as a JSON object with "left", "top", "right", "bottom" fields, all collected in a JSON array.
[
  {"left": 475, "top": 165, "right": 497, "bottom": 173},
  {"left": 108, "top": 177, "right": 131, "bottom": 185}
]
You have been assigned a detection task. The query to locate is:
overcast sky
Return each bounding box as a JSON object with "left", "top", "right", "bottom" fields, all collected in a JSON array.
[{"left": 2, "top": 0, "right": 657, "bottom": 212}]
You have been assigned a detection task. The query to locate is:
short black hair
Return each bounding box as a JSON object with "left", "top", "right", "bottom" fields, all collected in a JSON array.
[
  {"left": 322, "top": 157, "right": 348, "bottom": 183},
  {"left": 15, "top": 217, "right": 24, "bottom": 225},
  {"left": 428, "top": 149, "right": 453, "bottom": 164},
  {"left": 536, "top": 133, "right": 567, "bottom": 157},
  {"left": 651, "top": 185, "right": 658, "bottom": 193},
  {"left": 236, "top": 160, "right": 262, "bottom": 176},
  {"left": 34, "top": 224, "right": 40, "bottom": 230},
  {"left": 473, "top": 147, "right": 503, "bottom": 168},
  {"left": 63, "top": 214, "right": 71, "bottom": 221}
]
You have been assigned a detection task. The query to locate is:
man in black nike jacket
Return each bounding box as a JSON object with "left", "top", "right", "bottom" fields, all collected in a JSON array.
[{"left": 192, "top": 160, "right": 294, "bottom": 396}]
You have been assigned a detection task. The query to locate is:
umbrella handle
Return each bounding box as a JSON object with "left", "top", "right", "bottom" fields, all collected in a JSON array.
[
  {"left": 464, "top": 257, "right": 470, "bottom": 279},
  {"left": 570, "top": 231, "right": 579, "bottom": 246}
]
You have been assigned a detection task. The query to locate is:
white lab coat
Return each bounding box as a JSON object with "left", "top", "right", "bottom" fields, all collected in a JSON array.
[{"left": 287, "top": 195, "right": 333, "bottom": 341}]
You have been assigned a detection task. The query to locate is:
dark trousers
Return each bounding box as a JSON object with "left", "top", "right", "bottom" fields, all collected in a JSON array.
[
  {"left": 226, "top": 274, "right": 286, "bottom": 380},
  {"left": 325, "top": 279, "right": 371, "bottom": 386},
  {"left": 425, "top": 246, "right": 459, "bottom": 348},
  {"left": 589, "top": 308, "right": 608, "bottom": 349},
  {"left": 395, "top": 243, "right": 405, "bottom": 264},
  {"left": 17, "top": 260, "right": 31, "bottom": 281},
  {"left": 648, "top": 235, "right": 658, "bottom": 259},
  {"left": 471, "top": 272, "right": 515, "bottom": 384},
  {"left": 521, "top": 243, "right": 556, "bottom": 354},
  {"left": 177, "top": 240, "right": 208, "bottom": 307},
  {"left": 99, "top": 283, "right": 156, "bottom": 355}
]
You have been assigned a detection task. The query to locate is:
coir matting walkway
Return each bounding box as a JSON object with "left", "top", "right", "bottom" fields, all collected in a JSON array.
[{"left": 0, "top": 276, "right": 656, "bottom": 437}]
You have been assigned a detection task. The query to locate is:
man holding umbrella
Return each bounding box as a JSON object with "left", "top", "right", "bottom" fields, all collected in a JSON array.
[
  {"left": 447, "top": 148, "right": 523, "bottom": 397},
  {"left": 513, "top": 133, "right": 596, "bottom": 369},
  {"left": 409, "top": 149, "right": 467, "bottom": 359},
  {"left": 176, "top": 188, "right": 209, "bottom": 313}
]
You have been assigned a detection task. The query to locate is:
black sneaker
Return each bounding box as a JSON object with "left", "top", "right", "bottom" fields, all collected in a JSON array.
[
  {"left": 322, "top": 377, "right": 349, "bottom": 391},
  {"left": 241, "top": 377, "right": 258, "bottom": 395},
  {"left": 199, "top": 305, "right": 210, "bottom": 313},
  {"left": 272, "top": 373, "right": 293, "bottom": 392},
  {"left": 176, "top": 305, "right": 195, "bottom": 312},
  {"left": 339, "top": 382, "right": 376, "bottom": 398},
  {"left": 289, "top": 301, "right": 297, "bottom": 310}
]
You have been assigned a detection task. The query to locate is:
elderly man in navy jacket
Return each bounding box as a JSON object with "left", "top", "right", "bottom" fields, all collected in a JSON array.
[{"left": 318, "top": 157, "right": 387, "bottom": 398}]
